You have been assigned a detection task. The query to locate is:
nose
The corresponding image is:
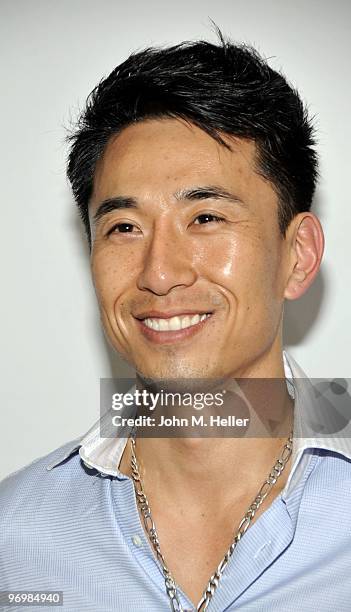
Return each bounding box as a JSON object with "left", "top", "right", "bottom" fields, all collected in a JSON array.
[{"left": 137, "top": 224, "right": 197, "bottom": 295}]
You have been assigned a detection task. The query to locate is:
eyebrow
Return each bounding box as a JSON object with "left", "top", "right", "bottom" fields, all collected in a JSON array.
[{"left": 91, "top": 185, "right": 245, "bottom": 227}]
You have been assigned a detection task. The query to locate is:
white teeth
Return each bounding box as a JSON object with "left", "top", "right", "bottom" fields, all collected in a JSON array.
[
  {"left": 158, "top": 318, "right": 168, "bottom": 331},
  {"left": 181, "top": 316, "right": 191, "bottom": 329},
  {"left": 169, "top": 316, "right": 181, "bottom": 330},
  {"left": 143, "top": 313, "right": 210, "bottom": 331}
]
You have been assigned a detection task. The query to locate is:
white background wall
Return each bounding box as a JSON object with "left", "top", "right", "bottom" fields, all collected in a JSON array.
[{"left": 1, "top": 0, "right": 350, "bottom": 481}]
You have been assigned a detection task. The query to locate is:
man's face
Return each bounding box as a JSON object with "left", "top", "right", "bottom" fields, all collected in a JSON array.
[{"left": 89, "top": 118, "right": 290, "bottom": 379}]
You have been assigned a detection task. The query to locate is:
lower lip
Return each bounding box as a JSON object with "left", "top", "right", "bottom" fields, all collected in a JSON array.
[{"left": 135, "top": 315, "right": 212, "bottom": 344}]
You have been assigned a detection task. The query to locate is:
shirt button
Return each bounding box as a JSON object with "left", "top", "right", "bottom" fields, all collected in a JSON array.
[{"left": 132, "top": 534, "right": 143, "bottom": 548}]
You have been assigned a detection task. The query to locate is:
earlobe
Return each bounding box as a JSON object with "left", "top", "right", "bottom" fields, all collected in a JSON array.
[{"left": 284, "top": 213, "right": 325, "bottom": 300}]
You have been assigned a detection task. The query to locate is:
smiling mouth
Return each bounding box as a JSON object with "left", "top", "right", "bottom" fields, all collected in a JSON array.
[
  {"left": 133, "top": 311, "right": 213, "bottom": 343},
  {"left": 142, "top": 312, "right": 211, "bottom": 331}
]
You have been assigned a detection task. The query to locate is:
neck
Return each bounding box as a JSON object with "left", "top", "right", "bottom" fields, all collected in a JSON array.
[{"left": 119, "top": 349, "right": 294, "bottom": 509}]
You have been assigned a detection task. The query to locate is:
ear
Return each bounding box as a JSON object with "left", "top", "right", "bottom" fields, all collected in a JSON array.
[{"left": 284, "top": 213, "right": 325, "bottom": 300}]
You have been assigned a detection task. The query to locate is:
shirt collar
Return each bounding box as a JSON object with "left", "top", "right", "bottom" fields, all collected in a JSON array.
[{"left": 46, "top": 350, "right": 351, "bottom": 496}]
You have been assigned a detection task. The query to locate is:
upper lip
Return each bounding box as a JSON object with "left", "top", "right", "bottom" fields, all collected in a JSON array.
[{"left": 134, "top": 309, "right": 213, "bottom": 320}]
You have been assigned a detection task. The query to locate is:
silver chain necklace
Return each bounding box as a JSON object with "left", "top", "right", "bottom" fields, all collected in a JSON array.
[{"left": 130, "top": 430, "right": 293, "bottom": 611}]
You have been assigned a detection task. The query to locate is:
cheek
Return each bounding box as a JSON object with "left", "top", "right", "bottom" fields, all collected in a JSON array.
[
  {"left": 90, "top": 246, "right": 136, "bottom": 307},
  {"left": 194, "top": 231, "right": 284, "bottom": 339},
  {"left": 192, "top": 234, "right": 241, "bottom": 280},
  {"left": 194, "top": 232, "right": 275, "bottom": 295}
]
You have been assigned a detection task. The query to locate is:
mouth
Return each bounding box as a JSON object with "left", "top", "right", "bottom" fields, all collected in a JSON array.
[{"left": 134, "top": 311, "right": 213, "bottom": 344}]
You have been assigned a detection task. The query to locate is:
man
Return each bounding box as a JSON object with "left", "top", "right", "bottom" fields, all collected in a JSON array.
[{"left": 1, "top": 31, "right": 350, "bottom": 612}]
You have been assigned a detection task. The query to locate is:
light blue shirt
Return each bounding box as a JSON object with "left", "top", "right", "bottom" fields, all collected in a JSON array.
[{"left": 1, "top": 350, "right": 351, "bottom": 611}]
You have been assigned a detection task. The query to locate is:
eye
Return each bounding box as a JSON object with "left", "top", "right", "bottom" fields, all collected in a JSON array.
[
  {"left": 106, "top": 222, "right": 140, "bottom": 235},
  {"left": 193, "top": 213, "right": 225, "bottom": 225}
]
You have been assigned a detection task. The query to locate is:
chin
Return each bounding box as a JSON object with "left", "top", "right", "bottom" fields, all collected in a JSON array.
[{"left": 135, "top": 358, "right": 222, "bottom": 389}]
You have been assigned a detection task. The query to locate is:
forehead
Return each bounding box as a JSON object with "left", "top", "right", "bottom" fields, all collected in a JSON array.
[{"left": 91, "top": 118, "right": 275, "bottom": 208}]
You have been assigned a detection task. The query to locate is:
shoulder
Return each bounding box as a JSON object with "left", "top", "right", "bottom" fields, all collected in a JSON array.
[
  {"left": 313, "top": 447, "right": 351, "bottom": 478},
  {"left": 0, "top": 437, "right": 82, "bottom": 518},
  {"left": 305, "top": 447, "right": 351, "bottom": 509}
]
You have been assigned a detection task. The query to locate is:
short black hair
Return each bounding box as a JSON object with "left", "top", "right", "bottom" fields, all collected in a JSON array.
[{"left": 67, "top": 30, "right": 318, "bottom": 249}]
